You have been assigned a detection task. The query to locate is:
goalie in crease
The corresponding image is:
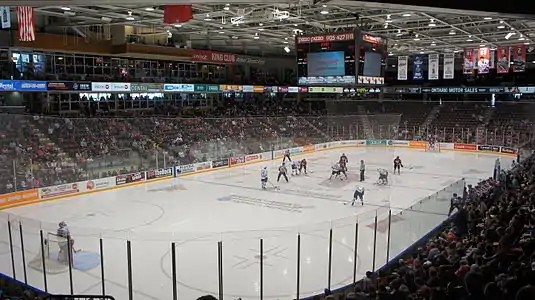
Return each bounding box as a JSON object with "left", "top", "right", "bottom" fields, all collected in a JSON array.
[{"left": 57, "top": 221, "right": 77, "bottom": 264}]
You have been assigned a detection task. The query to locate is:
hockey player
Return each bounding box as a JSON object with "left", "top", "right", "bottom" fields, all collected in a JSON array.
[
  {"left": 351, "top": 186, "right": 365, "bottom": 206},
  {"left": 299, "top": 158, "right": 307, "bottom": 175},
  {"left": 393, "top": 156, "right": 403, "bottom": 175},
  {"left": 57, "top": 221, "right": 75, "bottom": 264},
  {"left": 277, "top": 162, "right": 289, "bottom": 183},
  {"left": 291, "top": 160, "right": 300, "bottom": 176},
  {"left": 377, "top": 168, "right": 389, "bottom": 185},
  {"left": 283, "top": 149, "right": 292, "bottom": 162},
  {"left": 339, "top": 153, "right": 348, "bottom": 171},
  {"left": 260, "top": 166, "right": 268, "bottom": 189},
  {"left": 330, "top": 163, "right": 347, "bottom": 180}
]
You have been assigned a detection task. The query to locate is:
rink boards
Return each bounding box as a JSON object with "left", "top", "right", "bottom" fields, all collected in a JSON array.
[{"left": 0, "top": 139, "right": 517, "bottom": 210}]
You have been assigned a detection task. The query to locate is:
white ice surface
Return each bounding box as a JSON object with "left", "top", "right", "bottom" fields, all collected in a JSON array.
[{"left": 0, "top": 148, "right": 511, "bottom": 300}]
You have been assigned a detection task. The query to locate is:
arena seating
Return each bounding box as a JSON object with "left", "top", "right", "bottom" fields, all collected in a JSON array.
[{"left": 1, "top": 101, "right": 535, "bottom": 300}]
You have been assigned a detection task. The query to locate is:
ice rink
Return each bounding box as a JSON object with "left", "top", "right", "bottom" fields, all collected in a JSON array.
[{"left": 0, "top": 147, "right": 512, "bottom": 300}]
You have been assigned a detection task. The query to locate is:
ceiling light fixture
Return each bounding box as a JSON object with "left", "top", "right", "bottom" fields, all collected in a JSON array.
[
  {"left": 284, "top": 46, "right": 290, "bottom": 53},
  {"left": 258, "top": 28, "right": 264, "bottom": 31},
  {"left": 449, "top": 30, "right": 456, "bottom": 35},
  {"left": 497, "top": 25, "right": 505, "bottom": 29},
  {"left": 204, "top": 14, "right": 212, "bottom": 21},
  {"left": 519, "top": 35, "right": 526, "bottom": 40},
  {"left": 388, "top": 52, "right": 393, "bottom": 56},
  {"left": 254, "top": 33, "right": 259, "bottom": 39},
  {"left": 484, "top": 17, "right": 492, "bottom": 20},
  {"left": 224, "top": 4, "right": 230, "bottom": 11},
  {"left": 125, "top": 11, "right": 134, "bottom": 21},
  {"left": 505, "top": 32, "right": 515, "bottom": 39},
  {"left": 402, "top": 13, "right": 411, "bottom": 17},
  {"left": 385, "top": 14, "right": 392, "bottom": 23},
  {"left": 144, "top": 7, "right": 154, "bottom": 11},
  {"left": 431, "top": 42, "right": 436, "bottom": 46},
  {"left": 60, "top": 7, "right": 71, "bottom": 11},
  {"left": 466, "top": 39, "right": 473, "bottom": 41},
  {"left": 174, "top": 24, "right": 182, "bottom": 28},
  {"left": 219, "top": 31, "right": 224, "bottom": 34},
  {"left": 320, "top": 9, "right": 329, "bottom": 14},
  {"left": 428, "top": 19, "right": 436, "bottom": 27}
]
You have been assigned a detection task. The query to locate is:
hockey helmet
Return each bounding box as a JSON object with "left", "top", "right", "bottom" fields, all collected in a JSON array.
[{"left": 59, "top": 221, "right": 67, "bottom": 228}]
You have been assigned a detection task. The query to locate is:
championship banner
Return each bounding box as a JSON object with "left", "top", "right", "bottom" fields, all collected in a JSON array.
[
  {"left": 477, "top": 47, "right": 490, "bottom": 74},
  {"left": 443, "top": 53, "right": 455, "bottom": 79},
  {"left": 397, "top": 56, "right": 408, "bottom": 80},
  {"left": 512, "top": 45, "right": 526, "bottom": 73},
  {"left": 497, "top": 47, "right": 510, "bottom": 74},
  {"left": 428, "top": 54, "right": 439, "bottom": 80},
  {"left": 412, "top": 55, "right": 425, "bottom": 80},
  {"left": 463, "top": 48, "right": 475, "bottom": 74}
]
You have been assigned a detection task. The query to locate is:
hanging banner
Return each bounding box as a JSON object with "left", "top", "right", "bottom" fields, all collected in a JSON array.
[
  {"left": 0, "top": 6, "right": 10, "bottom": 29},
  {"left": 463, "top": 48, "right": 475, "bottom": 74},
  {"left": 443, "top": 53, "right": 455, "bottom": 79},
  {"left": 397, "top": 56, "right": 408, "bottom": 80},
  {"left": 477, "top": 47, "right": 490, "bottom": 74},
  {"left": 412, "top": 55, "right": 425, "bottom": 80},
  {"left": 497, "top": 46, "right": 510, "bottom": 74},
  {"left": 428, "top": 54, "right": 439, "bottom": 80},
  {"left": 512, "top": 45, "right": 526, "bottom": 73}
]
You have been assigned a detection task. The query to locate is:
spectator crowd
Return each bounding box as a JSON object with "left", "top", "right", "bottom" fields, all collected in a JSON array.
[{"left": 295, "top": 148, "right": 535, "bottom": 300}]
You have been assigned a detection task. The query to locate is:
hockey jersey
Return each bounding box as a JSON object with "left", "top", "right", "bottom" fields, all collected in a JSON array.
[
  {"left": 279, "top": 165, "right": 287, "bottom": 173},
  {"left": 261, "top": 168, "right": 268, "bottom": 179}
]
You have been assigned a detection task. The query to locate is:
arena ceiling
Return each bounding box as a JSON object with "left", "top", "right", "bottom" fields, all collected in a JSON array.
[{"left": 20, "top": 1, "right": 535, "bottom": 56}]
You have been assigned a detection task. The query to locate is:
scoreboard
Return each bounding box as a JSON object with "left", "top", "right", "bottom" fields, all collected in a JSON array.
[{"left": 296, "top": 30, "right": 386, "bottom": 86}]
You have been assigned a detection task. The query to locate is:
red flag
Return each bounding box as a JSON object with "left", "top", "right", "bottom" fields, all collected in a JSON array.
[
  {"left": 163, "top": 5, "right": 192, "bottom": 24},
  {"left": 17, "top": 6, "right": 35, "bottom": 42}
]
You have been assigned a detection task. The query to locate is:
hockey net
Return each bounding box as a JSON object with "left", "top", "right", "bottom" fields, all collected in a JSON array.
[
  {"left": 28, "top": 232, "right": 70, "bottom": 274},
  {"left": 425, "top": 141, "right": 441, "bottom": 152}
]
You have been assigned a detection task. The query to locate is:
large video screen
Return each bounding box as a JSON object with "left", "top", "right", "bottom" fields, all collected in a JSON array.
[
  {"left": 296, "top": 31, "right": 356, "bottom": 85},
  {"left": 362, "top": 51, "right": 382, "bottom": 77},
  {"left": 356, "top": 33, "right": 387, "bottom": 85},
  {"left": 307, "top": 52, "right": 345, "bottom": 76}
]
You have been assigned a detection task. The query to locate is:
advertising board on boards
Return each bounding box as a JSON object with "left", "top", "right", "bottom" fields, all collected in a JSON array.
[
  {"left": 195, "top": 162, "right": 212, "bottom": 171},
  {"left": 116, "top": 172, "right": 145, "bottom": 186},
  {"left": 389, "top": 140, "right": 410, "bottom": 146},
  {"left": 366, "top": 140, "right": 388, "bottom": 146},
  {"left": 212, "top": 159, "right": 229, "bottom": 168},
  {"left": 500, "top": 147, "right": 518, "bottom": 154},
  {"left": 83, "top": 178, "right": 113, "bottom": 192},
  {"left": 229, "top": 156, "right": 246, "bottom": 166},
  {"left": 41, "top": 183, "right": 79, "bottom": 199},
  {"left": 477, "top": 145, "right": 500, "bottom": 152},
  {"left": 0, "top": 190, "right": 39, "bottom": 205},
  {"left": 146, "top": 168, "right": 174, "bottom": 180},
  {"left": 176, "top": 164, "right": 195, "bottom": 175},
  {"left": 454, "top": 143, "right": 477, "bottom": 151}
]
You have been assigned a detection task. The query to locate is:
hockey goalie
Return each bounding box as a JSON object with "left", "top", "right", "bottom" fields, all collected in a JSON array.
[{"left": 425, "top": 135, "right": 441, "bottom": 152}]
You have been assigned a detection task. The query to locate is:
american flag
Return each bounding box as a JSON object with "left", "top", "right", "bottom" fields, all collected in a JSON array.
[{"left": 17, "top": 6, "right": 35, "bottom": 42}]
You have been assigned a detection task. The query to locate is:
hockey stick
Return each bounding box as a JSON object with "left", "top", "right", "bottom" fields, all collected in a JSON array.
[{"left": 268, "top": 180, "right": 280, "bottom": 190}]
